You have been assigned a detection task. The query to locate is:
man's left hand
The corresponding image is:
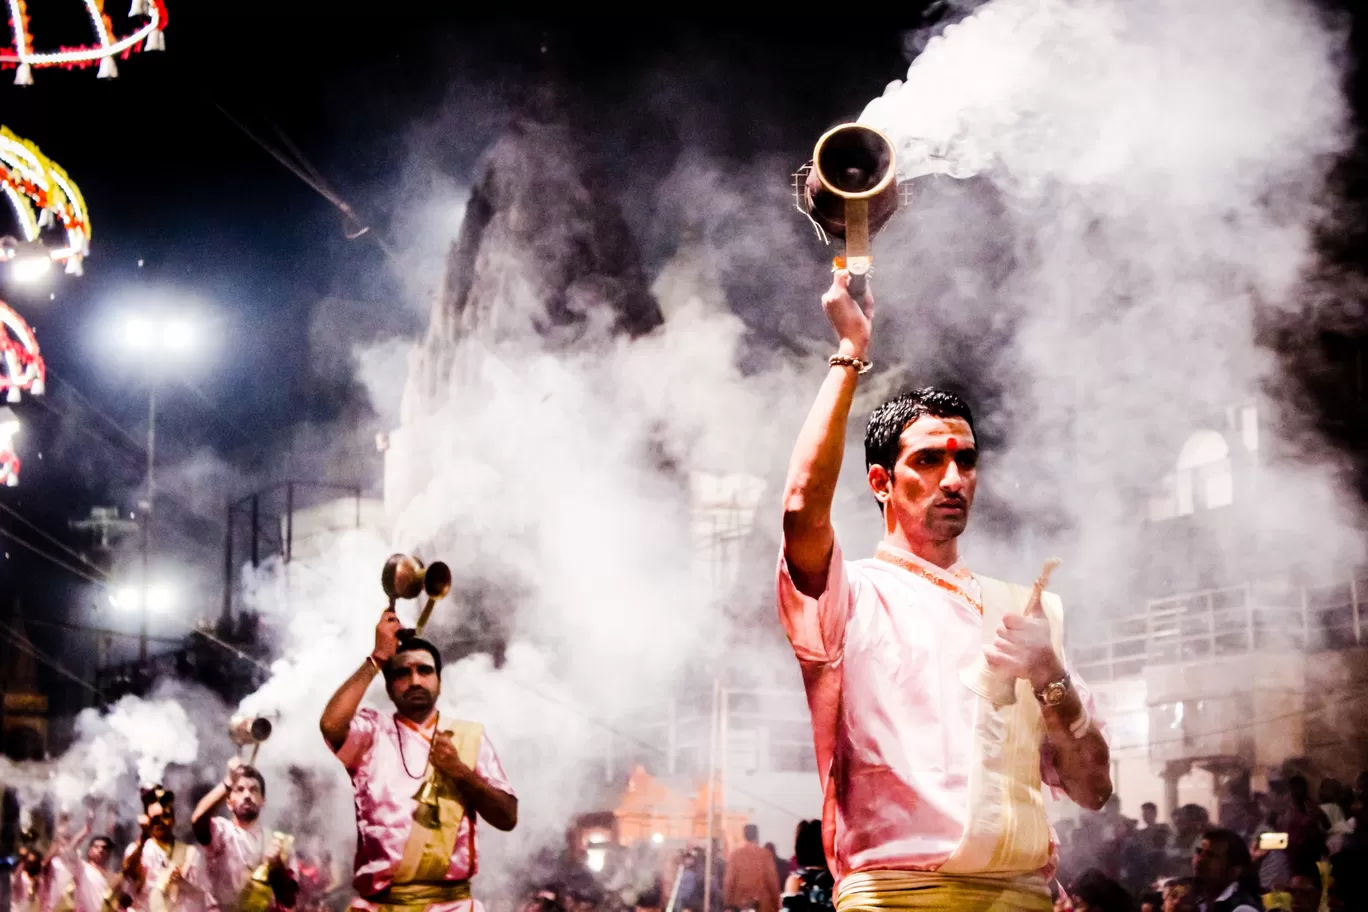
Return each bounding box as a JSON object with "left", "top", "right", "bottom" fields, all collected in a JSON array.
[
  {"left": 984, "top": 607, "right": 1065, "bottom": 692},
  {"left": 429, "top": 732, "right": 474, "bottom": 782}
]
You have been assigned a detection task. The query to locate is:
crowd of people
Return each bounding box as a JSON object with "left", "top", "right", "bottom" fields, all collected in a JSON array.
[
  {"left": 1052, "top": 771, "right": 1368, "bottom": 911},
  {"left": 502, "top": 820, "right": 832, "bottom": 912}
]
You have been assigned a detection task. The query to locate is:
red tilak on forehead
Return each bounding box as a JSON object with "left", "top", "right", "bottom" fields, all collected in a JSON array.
[{"left": 946, "top": 437, "right": 959, "bottom": 453}]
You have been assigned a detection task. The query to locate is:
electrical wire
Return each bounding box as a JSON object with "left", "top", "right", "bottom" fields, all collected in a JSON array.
[
  {"left": 0, "top": 621, "right": 102, "bottom": 696},
  {"left": 0, "top": 501, "right": 104, "bottom": 573},
  {"left": 0, "top": 524, "right": 109, "bottom": 587},
  {"left": 211, "top": 101, "right": 396, "bottom": 259}
]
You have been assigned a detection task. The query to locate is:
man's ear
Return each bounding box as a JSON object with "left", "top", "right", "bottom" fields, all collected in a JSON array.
[{"left": 867, "top": 464, "right": 891, "bottom": 503}]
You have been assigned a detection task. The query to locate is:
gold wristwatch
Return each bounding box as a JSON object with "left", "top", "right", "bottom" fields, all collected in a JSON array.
[{"left": 1034, "top": 672, "right": 1072, "bottom": 707}]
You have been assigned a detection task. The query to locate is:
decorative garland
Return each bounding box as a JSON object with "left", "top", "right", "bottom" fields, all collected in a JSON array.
[
  {"left": 3, "top": 0, "right": 167, "bottom": 83},
  {"left": 0, "top": 298, "right": 45, "bottom": 403},
  {"left": 0, "top": 126, "right": 90, "bottom": 275}
]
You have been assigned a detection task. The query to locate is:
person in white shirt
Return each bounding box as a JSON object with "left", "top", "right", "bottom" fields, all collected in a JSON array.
[
  {"left": 190, "top": 760, "right": 298, "bottom": 912},
  {"left": 120, "top": 787, "right": 211, "bottom": 912}
]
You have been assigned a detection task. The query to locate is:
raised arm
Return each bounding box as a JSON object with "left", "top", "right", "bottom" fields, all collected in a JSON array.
[
  {"left": 191, "top": 759, "right": 241, "bottom": 846},
  {"left": 782, "top": 271, "right": 874, "bottom": 597},
  {"left": 320, "top": 608, "right": 401, "bottom": 752}
]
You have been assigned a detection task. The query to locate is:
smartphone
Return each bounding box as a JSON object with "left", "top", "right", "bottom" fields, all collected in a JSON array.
[{"left": 1259, "top": 832, "right": 1289, "bottom": 851}]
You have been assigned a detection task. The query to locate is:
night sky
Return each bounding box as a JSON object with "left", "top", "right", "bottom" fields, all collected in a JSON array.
[{"left": 0, "top": 10, "right": 931, "bottom": 706}]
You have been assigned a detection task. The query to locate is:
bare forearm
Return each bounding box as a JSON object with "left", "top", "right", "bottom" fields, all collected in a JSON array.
[
  {"left": 320, "top": 660, "right": 379, "bottom": 751},
  {"left": 1041, "top": 691, "right": 1112, "bottom": 810},
  {"left": 782, "top": 363, "right": 862, "bottom": 591},
  {"left": 442, "top": 763, "right": 517, "bottom": 831}
]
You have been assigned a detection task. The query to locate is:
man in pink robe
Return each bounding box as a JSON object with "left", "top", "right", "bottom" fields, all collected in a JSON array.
[
  {"left": 191, "top": 761, "right": 299, "bottom": 912},
  {"left": 320, "top": 617, "right": 517, "bottom": 912},
  {"left": 70, "top": 836, "right": 120, "bottom": 912},
  {"left": 778, "top": 272, "right": 1114, "bottom": 911},
  {"left": 120, "top": 788, "right": 213, "bottom": 912}
]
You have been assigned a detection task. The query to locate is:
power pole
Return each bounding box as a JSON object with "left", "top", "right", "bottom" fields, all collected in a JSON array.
[{"left": 69, "top": 507, "right": 139, "bottom": 552}]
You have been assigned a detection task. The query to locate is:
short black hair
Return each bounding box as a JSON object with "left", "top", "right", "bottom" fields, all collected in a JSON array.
[
  {"left": 743, "top": 824, "right": 759, "bottom": 842},
  {"left": 793, "top": 819, "right": 824, "bottom": 869},
  {"left": 386, "top": 636, "right": 443, "bottom": 679},
  {"left": 1069, "top": 869, "right": 1135, "bottom": 912},
  {"left": 235, "top": 765, "right": 266, "bottom": 799},
  {"left": 90, "top": 836, "right": 113, "bottom": 851},
  {"left": 864, "top": 387, "right": 977, "bottom": 474},
  {"left": 1201, "top": 828, "right": 1251, "bottom": 871}
]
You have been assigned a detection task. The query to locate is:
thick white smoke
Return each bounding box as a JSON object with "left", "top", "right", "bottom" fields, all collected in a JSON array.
[{"left": 858, "top": 0, "right": 1359, "bottom": 598}]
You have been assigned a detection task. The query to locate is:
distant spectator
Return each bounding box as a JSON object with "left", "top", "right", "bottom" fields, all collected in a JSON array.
[
  {"left": 1287, "top": 864, "right": 1321, "bottom": 912},
  {"left": 1329, "top": 803, "right": 1368, "bottom": 909},
  {"left": 1191, "top": 828, "right": 1260, "bottom": 912},
  {"left": 1138, "top": 891, "right": 1162, "bottom": 912},
  {"left": 762, "top": 843, "right": 788, "bottom": 896},
  {"left": 780, "top": 821, "right": 831, "bottom": 912},
  {"left": 1069, "top": 868, "right": 1136, "bottom": 912},
  {"left": 723, "top": 825, "right": 779, "bottom": 912},
  {"left": 1162, "top": 875, "right": 1195, "bottom": 912},
  {"left": 1283, "top": 775, "right": 1329, "bottom": 866}
]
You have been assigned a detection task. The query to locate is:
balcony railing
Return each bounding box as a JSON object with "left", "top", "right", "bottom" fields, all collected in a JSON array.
[{"left": 1072, "top": 576, "right": 1368, "bottom": 682}]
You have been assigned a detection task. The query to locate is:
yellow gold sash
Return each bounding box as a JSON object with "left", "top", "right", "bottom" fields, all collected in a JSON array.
[
  {"left": 393, "top": 721, "right": 484, "bottom": 885},
  {"left": 354, "top": 880, "right": 472, "bottom": 912},
  {"left": 835, "top": 869, "right": 1052, "bottom": 912},
  {"left": 936, "top": 578, "right": 1064, "bottom": 877}
]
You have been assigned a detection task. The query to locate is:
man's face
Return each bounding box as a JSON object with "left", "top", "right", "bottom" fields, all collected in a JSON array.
[
  {"left": 227, "top": 775, "right": 264, "bottom": 824},
  {"left": 386, "top": 650, "right": 440, "bottom": 718},
  {"left": 1143, "top": 805, "right": 1158, "bottom": 827},
  {"left": 148, "top": 802, "right": 175, "bottom": 841},
  {"left": 1192, "top": 838, "right": 1233, "bottom": 887},
  {"left": 88, "top": 839, "right": 112, "bottom": 867},
  {"left": 869, "top": 416, "right": 977, "bottom": 544}
]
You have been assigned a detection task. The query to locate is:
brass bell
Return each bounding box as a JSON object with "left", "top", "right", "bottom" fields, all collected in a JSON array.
[{"left": 381, "top": 553, "right": 453, "bottom": 638}]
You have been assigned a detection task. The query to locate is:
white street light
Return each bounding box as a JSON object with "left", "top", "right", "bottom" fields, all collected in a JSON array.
[
  {"left": 161, "top": 319, "right": 196, "bottom": 353},
  {"left": 109, "top": 582, "right": 174, "bottom": 614},
  {"left": 122, "top": 315, "right": 153, "bottom": 350}
]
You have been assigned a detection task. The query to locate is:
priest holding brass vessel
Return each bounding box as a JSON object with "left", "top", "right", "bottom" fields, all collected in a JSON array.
[
  {"left": 776, "top": 261, "right": 1112, "bottom": 910},
  {"left": 319, "top": 554, "right": 516, "bottom": 912}
]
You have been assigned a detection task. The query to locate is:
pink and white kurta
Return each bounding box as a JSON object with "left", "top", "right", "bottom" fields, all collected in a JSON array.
[
  {"left": 777, "top": 539, "right": 1101, "bottom": 886},
  {"left": 334, "top": 708, "right": 514, "bottom": 912},
  {"left": 202, "top": 817, "right": 299, "bottom": 912},
  {"left": 71, "top": 858, "right": 119, "bottom": 912},
  {"left": 122, "top": 840, "right": 213, "bottom": 912}
]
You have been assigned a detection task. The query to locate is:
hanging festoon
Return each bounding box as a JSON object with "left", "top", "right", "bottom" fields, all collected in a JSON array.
[
  {"left": 3, "top": 0, "right": 167, "bottom": 84},
  {"left": 0, "top": 299, "right": 43, "bottom": 487},
  {"left": 0, "top": 126, "right": 91, "bottom": 278},
  {"left": 0, "top": 300, "right": 45, "bottom": 404}
]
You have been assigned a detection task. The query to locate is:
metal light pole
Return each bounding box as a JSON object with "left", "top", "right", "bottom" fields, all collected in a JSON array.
[{"left": 138, "top": 380, "right": 156, "bottom": 661}]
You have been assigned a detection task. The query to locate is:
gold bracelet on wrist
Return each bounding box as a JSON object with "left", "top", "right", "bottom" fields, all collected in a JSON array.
[
  {"left": 829, "top": 354, "right": 872, "bottom": 374},
  {"left": 365, "top": 655, "right": 383, "bottom": 675}
]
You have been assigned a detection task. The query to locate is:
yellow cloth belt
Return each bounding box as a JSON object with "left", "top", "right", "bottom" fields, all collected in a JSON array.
[
  {"left": 835, "top": 870, "right": 1052, "bottom": 912},
  {"left": 353, "top": 881, "right": 472, "bottom": 912}
]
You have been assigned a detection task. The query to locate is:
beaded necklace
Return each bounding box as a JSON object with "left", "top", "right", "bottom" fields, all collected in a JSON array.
[{"left": 873, "top": 544, "right": 983, "bottom": 615}]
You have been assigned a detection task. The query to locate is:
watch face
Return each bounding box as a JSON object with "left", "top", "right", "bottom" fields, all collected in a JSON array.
[{"left": 1043, "top": 682, "right": 1067, "bottom": 705}]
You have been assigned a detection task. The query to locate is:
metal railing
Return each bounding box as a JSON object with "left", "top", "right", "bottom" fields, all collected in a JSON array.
[{"left": 1072, "top": 576, "right": 1368, "bottom": 682}]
